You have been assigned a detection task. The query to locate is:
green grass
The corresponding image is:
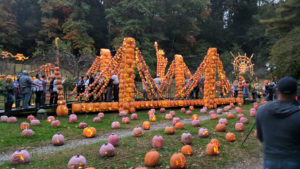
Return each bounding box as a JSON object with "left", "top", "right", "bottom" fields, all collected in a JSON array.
[
  {"left": 0, "top": 104, "right": 262, "bottom": 169},
  {"left": 0, "top": 107, "right": 201, "bottom": 153}
]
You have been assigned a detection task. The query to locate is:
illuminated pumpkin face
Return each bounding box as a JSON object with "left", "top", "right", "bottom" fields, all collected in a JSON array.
[
  {"left": 164, "top": 126, "right": 174, "bottom": 134},
  {"left": 181, "top": 145, "right": 193, "bottom": 155},
  {"left": 192, "top": 114, "right": 199, "bottom": 120},
  {"left": 198, "top": 128, "right": 209, "bottom": 138},
  {"left": 20, "top": 122, "right": 30, "bottom": 130},
  {"left": 83, "top": 127, "right": 96, "bottom": 138},
  {"left": 111, "top": 121, "right": 120, "bottom": 129},
  {"left": 67, "top": 155, "right": 87, "bottom": 169},
  {"left": 142, "top": 121, "right": 150, "bottom": 130},
  {"left": 149, "top": 115, "right": 156, "bottom": 122},
  {"left": 133, "top": 127, "right": 143, "bottom": 137},
  {"left": 206, "top": 142, "right": 219, "bottom": 156},
  {"left": 47, "top": 116, "right": 55, "bottom": 123},
  {"left": 10, "top": 150, "right": 30, "bottom": 165},
  {"left": 170, "top": 153, "right": 186, "bottom": 169}
]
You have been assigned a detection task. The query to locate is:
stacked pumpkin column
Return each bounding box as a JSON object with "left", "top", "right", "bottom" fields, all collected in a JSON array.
[
  {"left": 54, "top": 67, "right": 68, "bottom": 117},
  {"left": 118, "top": 37, "right": 136, "bottom": 114},
  {"left": 174, "top": 54, "right": 185, "bottom": 98},
  {"left": 236, "top": 72, "right": 244, "bottom": 105},
  {"left": 99, "top": 49, "right": 112, "bottom": 77},
  {"left": 203, "top": 48, "right": 218, "bottom": 108}
]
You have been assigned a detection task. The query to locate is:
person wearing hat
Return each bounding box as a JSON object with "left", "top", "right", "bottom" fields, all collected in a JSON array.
[
  {"left": 19, "top": 70, "right": 33, "bottom": 109},
  {"left": 256, "top": 77, "right": 300, "bottom": 169}
]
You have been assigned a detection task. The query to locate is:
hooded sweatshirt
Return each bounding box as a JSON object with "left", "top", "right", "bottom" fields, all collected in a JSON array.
[{"left": 256, "top": 100, "right": 300, "bottom": 161}]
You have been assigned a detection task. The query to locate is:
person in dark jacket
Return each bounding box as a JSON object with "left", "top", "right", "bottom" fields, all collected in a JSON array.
[
  {"left": 19, "top": 70, "right": 32, "bottom": 109},
  {"left": 256, "top": 77, "right": 300, "bottom": 169},
  {"left": 5, "top": 77, "right": 14, "bottom": 115}
]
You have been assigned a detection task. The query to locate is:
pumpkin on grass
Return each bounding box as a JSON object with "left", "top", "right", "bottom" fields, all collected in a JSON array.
[
  {"left": 52, "top": 133, "right": 64, "bottom": 146},
  {"left": 227, "top": 113, "right": 235, "bottom": 119},
  {"left": 216, "top": 123, "right": 226, "bottom": 132},
  {"left": 83, "top": 127, "right": 96, "bottom": 138},
  {"left": 225, "top": 132, "right": 236, "bottom": 142},
  {"left": 22, "top": 129, "right": 34, "bottom": 136},
  {"left": 99, "top": 143, "right": 115, "bottom": 157},
  {"left": 144, "top": 150, "right": 160, "bottom": 167},
  {"left": 206, "top": 142, "right": 219, "bottom": 156},
  {"left": 164, "top": 126, "right": 175, "bottom": 134},
  {"left": 181, "top": 145, "right": 193, "bottom": 155},
  {"left": 108, "top": 133, "right": 119, "bottom": 147},
  {"left": 152, "top": 135, "right": 164, "bottom": 148},
  {"left": 198, "top": 128, "right": 209, "bottom": 138},
  {"left": 133, "top": 127, "right": 143, "bottom": 137},
  {"left": 142, "top": 121, "right": 150, "bottom": 130},
  {"left": 10, "top": 150, "right": 30, "bottom": 165},
  {"left": 210, "top": 139, "right": 220, "bottom": 148},
  {"left": 170, "top": 153, "right": 186, "bottom": 169},
  {"left": 174, "top": 122, "right": 184, "bottom": 129},
  {"left": 192, "top": 119, "right": 200, "bottom": 127},
  {"left": 111, "top": 121, "right": 120, "bottom": 129},
  {"left": 20, "top": 122, "right": 30, "bottom": 130},
  {"left": 67, "top": 154, "right": 86, "bottom": 169},
  {"left": 181, "top": 132, "right": 192, "bottom": 145}
]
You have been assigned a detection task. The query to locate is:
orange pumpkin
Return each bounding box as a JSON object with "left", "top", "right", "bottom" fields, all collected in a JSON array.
[
  {"left": 181, "top": 145, "right": 193, "bottom": 155},
  {"left": 215, "top": 123, "right": 226, "bottom": 132},
  {"left": 56, "top": 105, "right": 68, "bottom": 117},
  {"left": 225, "top": 132, "right": 236, "bottom": 142},
  {"left": 170, "top": 153, "right": 186, "bottom": 169},
  {"left": 206, "top": 142, "right": 219, "bottom": 156},
  {"left": 142, "top": 121, "right": 150, "bottom": 130},
  {"left": 210, "top": 139, "right": 220, "bottom": 148},
  {"left": 174, "top": 122, "right": 184, "bottom": 129},
  {"left": 72, "top": 104, "right": 82, "bottom": 113},
  {"left": 226, "top": 113, "right": 235, "bottom": 119},
  {"left": 83, "top": 127, "right": 96, "bottom": 138},
  {"left": 164, "top": 126, "right": 175, "bottom": 134},
  {"left": 144, "top": 150, "right": 160, "bottom": 167}
]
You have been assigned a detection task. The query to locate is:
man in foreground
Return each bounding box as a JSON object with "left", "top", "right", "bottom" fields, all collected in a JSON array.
[{"left": 256, "top": 77, "right": 300, "bottom": 169}]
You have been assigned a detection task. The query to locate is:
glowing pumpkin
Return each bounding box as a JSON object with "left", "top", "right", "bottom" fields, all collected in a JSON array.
[
  {"left": 170, "top": 153, "right": 186, "bottom": 169},
  {"left": 83, "top": 127, "right": 96, "bottom": 138}
]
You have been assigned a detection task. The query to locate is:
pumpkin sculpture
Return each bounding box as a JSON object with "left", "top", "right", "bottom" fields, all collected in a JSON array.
[
  {"left": 79, "top": 122, "right": 87, "bottom": 129},
  {"left": 111, "top": 121, "right": 120, "bottom": 129},
  {"left": 67, "top": 154, "right": 86, "bottom": 169},
  {"left": 131, "top": 113, "right": 138, "bottom": 120},
  {"left": 206, "top": 142, "right": 219, "bottom": 156},
  {"left": 10, "top": 150, "right": 30, "bottom": 165},
  {"left": 152, "top": 135, "right": 164, "bottom": 148},
  {"left": 227, "top": 113, "right": 235, "bottom": 119},
  {"left": 142, "top": 121, "right": 150, "bottom": 130},
  {"left": 52, "top": 133, "right": 64, "bottom": 146},
  {"left": 31, "top": 119, "right": 40, "bottom": 126},
  {"left": 164, "top": 126, "right": 175, "bottom": 134},
  {"left": 108, "top": 133, "right": 119, "bottom": 147},
  {"left": 181, "top": 145, "right": 193, "bottom": 155},
  {"left": 170, "top": 153, "right": 186, "bottom": 169},
  {"left": 133, "top": 127, "right": 143, "bottom": 137},
  {"left": 27, "top": 114, "right": 35, "bottom": 121},
  {"left": 174, "top": 122, "right": 184, "bottom": 129},
  {"left": 7, "top": 116, "right": 17, "bottom": 123},
  {"left": 99, "top": 143, "right": 115, "bottom": 157},
  {"left": 83, "top": 127, "right": 96, "bottom": 138},
  {"left": 22, "top": 129, "right": 34, "bottom": 136},
  {"left": 51, "top": 120, "right": 61, "bottom": 127},
  {"left": 0, "top": 115, "right": 8, "bottom": 122},
  {"left": 93, "top": 117, "right": 101, "bottom": 123},
  {"left": 181, "top": 132, "right": 192, "bottom": 145},
  {"left": 20, "top": 122, "right": 30, "bottom": 130},
  {"left": 225, "top": 132, "right": 236, "bottom": 142},
  {"left": 198, "top": 128, "right": 209, "bottom": 138},
  {"left": 235, "top": 122, "right": 244, "bottom": 131},
  {"left": 144, "top": 150, "right": 160, "bottom": 167},
  {"left": 216, "top": 123, "right": 226, "bottom": 132},
  {"left": 192, "top": 119, "right": 200, "bottom": 127}
]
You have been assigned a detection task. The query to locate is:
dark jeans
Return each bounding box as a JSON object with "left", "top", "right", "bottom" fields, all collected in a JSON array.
[
  {"left": 22, "top": 92, "right": 32, "bottom": 109},
  {"left": 264, "top": 159, "right": 300, "bottom": 169},
  {"left": 106, "top": 87, "right": 112, "bottom": 102},
  {"left": 113, "top": 84, "right": 119, "bottom": 102},
  {"left": 41, "top": 92, "right": 46, "bottom": 106},
  {"left": 15, "top": 93, "right": 22, "bottom": 108},
  {"left": 234, "top": 90, "right": 238, "bottom": 98},
  {"left": 35, "top": 91, "right": 42, "bottom": 108},
  {"left": 5, "top": 94, "right": 14, "bottom": 115},
  {"left": 50, "top": 92, "right": 58, "bottom": 105}
]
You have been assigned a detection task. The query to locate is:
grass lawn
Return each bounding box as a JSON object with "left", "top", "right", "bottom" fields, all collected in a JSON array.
[
  {"left": 0, "top": 107, "right": 203, "bottom": 153},
  {"left": 0, "top": 104, "right": 262, "bottom": 169}
]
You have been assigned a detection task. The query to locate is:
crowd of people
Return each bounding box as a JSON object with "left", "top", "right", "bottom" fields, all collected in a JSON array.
[{"left": 4, "top": 70, "right": 65, "bottom": 115}]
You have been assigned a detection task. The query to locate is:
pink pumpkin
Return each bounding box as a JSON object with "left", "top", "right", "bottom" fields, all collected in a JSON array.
[
  {"left": 198, "top": 128, "right": 209, "bottom": 138},
  {"left": 7, "top": 116, "right": 17, "bottom": 123},
  {"left": 181, "top": 132, "right": 192, "bottom": 145},
  {"left": 93, "top": 117, "right": 101, "bottom": 123},
  {"left": 99, "top": 143, "right": 115, "bottom": 157},
  {"left": 165, "top": 114, "right": 172, "bottom": 120},
  {"left": 235, "top": 122, "right": 244, "bottom": 131},
  {"left": 180, "top": 108, "right": 185, "bottom": 113},
  {"left": 22, "top": 129, "right": 34, "bottom": 136},
  {"left": 10, "top": 150, "right": 30, "bottom": 165},
  {"left": 200, "top": 107, "right": 207, "bottom": 113},
  {"left": 47, "top": 116, "right": 55, "bottom": 123},
  {"left": 209, "top": 110, "right": 215, "bottom": 115},
  {"left": 31, "top": 119, "right": 40, "bottom": 126},
  {"left": 51, "top": 120, "right": 61, "bottom": 127},
  {"left": 150, "top": 109, "right": 156, "bottom": 113},
  {"left": 119, "top": 110, "right": 126, "bottom": 117},
  {"left": 27, "top": 114, "right": 35, "bottom": 121},
  {"left": 160, "top": 108, "right": 166, "bottom": 113},
  {"left": 250, "top": 108, "right": 256, "bottom": 117},
  {"left": 78, "top": 122, "right": 87, "bottom": 129},
  {"left": 253, "top": 102, "right": 258, "bottom": 110},
  {"left": 98, "top": 112, "right": 104, "bottom": 118},
  {"left": 169, "top": 110, "right": 175, "bottom": 117},
  {"left": 218, "top": 118, "right": 228, "bottom": 125},
  {"left": 20, "top": 122, "right": 30, "bottom": 130},
  {"left": 230, "top": 103, "right": 234, "bottom": 108},
  {"left": 172, "top": 117, "right": 180, "bottom": 125},
  {"left": 186, "top": 110, "right": 192, "bottom": 115},
  {"left": 111, "top": 121, "right": 120, "bottom": 129},
  {"left": 69, "top": 114, "right": 77, "bottom": 123},
  {"left": 152, "top": 135, "right": 164, "bottom": 148},
  {"left": 67, "top": 155, "right": 86, "bottom": 169},
  {"left": 122, "top": 117, "right": 130, "bottom": 124},
  {"left": 131, "top": 113, "right": 138, "bottom": 120},
  {"left": 217, "top": 108, "right": 223, "bottom": 114},
  {"left": 52, "top": 133, "right": 64, "bottom": 146},
  {"left": 108, "top": 133, "right": 119, "bottom": 147},
  {"left": 235, "top": 107, "right": 242, "bottom": 113},
  {"left": 237, "top": 114, "right": 245, "bottom": 119},
  {"left": 240, "top": 117, "right": 249, "bottom": 124},
  {"left": 132, "top": 127, "right": 143, "bottom": 137},
  {"left": 192, "top": 119, "right": 200, "bottom": 127},
  {"left": 1, "top": 115, "right": 8, "bottom": 122}
]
